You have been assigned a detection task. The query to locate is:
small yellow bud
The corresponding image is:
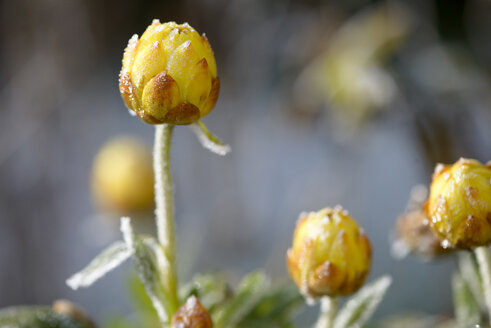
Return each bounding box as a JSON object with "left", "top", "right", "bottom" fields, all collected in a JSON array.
[
  {"left": 91, "top": 136, "right": 154, "bottom": 214},
  {"left": 171, "top": 296, "right": 213, "bottom": 328},
  {"left": 426, "top": 158, "right": 491, "bottom": 248},
  {"left": 286, "top": 206, "right": 371, "bottom": 298},
  {"left": 119, "top": 20, "right": 219, "bottom": 125}
]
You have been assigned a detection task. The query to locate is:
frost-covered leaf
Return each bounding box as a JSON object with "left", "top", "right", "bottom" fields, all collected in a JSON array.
[
  {"left": 452, "top": 273, "right": 481, "bottom": 326},
  {"left": 333, "top": 275, "right": 392, "bottom": 328},
  {"left": 213, "top": 271, "right": 270, "bottom": 328},
  {"left": 0, "top": 306, "right": 92, "bottom": 328},
  {"left": 189, "top": 121, "right": 230, "bottom": 156},
  {"left": 66, "top": 241, "right": 131, "bottom": 290},
  {"left": 180, "top": 274, "right": 231, "bottom": 313},
  {"left": 237, "top": 284, "right": 303, "bottom": 328},
  {"left": 121, "top": 217, "right": 169, "bottom": 324},
  {"left": 458, "top": 252, "right": 485, "bottom": 310}
]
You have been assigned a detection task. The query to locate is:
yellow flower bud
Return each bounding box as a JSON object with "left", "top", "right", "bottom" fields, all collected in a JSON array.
[
  {"left": 91, "top": 136, "right": 154, "bottom": 214},
  {"left": 119, "top": 20, "right": 219, "bottom": 125},
  {"left": 426, "top": 158, "right": 491, "bottom": 248},
  {"left": 171, "top": 296, "right": 213, "bottom": 328},
  {"left": 286, "top": 206, "right": 371, "bottom": 298}
]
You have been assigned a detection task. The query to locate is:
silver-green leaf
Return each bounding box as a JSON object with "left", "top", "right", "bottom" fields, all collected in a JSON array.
[
  {"left": 333, "top": 275, "right": 392, "bottom": 328},
  {"left": 452, "top": 273, "right": 481, "bottom": 326},
  {"left": 66, "top": 241, "right": 131, "bottom": 290},
  {"left": 213, "top": 271, "right": 270, "bottom": 328},
  {"left": 121, "top": 217, "right": 169, "bottom": 324},
  {"left": 189, "top": 121, "right": 230, "bottom": 156}
]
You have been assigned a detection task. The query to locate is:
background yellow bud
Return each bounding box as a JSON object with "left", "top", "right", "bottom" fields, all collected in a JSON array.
[
  {"left": 119, "top": 20, "right": 219, "bottom": 125},
  {"left": 426, "top": 158, "right": 491, "bottom": 248},
  {"left": 286, "top": 206, "right": 371, "bottom": 298},
  {"left": 91, "top": 136, "right": 154, "bottom": 214},
  {"left": 171, "top": 296, "right": 213, "bottom": 328}
]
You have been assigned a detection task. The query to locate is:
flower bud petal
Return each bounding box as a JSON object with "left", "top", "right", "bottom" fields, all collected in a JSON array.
[
  {"left": 427, "top": 158, "right": 491, "bottom": 248},
  {"left": 141, "top": 71, "right": 181, "bottom": 121}
]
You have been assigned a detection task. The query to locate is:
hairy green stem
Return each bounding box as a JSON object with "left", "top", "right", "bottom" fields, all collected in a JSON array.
[
  {"left": 475, "top": 246, "right": 491, "bottom": 325},
  {"left": 154, "top": 124, "right": 179, "bottom": 316},
  {"left": 315, "top": 297, "right": 338, "bottom": 328}
]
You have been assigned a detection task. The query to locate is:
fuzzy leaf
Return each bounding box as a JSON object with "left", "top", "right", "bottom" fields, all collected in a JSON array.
[
  {"left": 458, "top": 252, "right": 485, "bottom": 310},
  {"left": 189, "top": 121, "right": 230, "bottom": 156},
  {"left": 180, "top": 274, "right": 231, "bottom": 313},
  {"left": 121, "top": 217, "right": 169, "bottom": 324},
  {"left": 452, "top": 273, "right": 481, "bottom": 326},
  {"left": 66, "top": 241, "right": 131, "bottom": 290},
  {"left": 213, "top": 271, "right": 270, "bottom": 328},
  {"left": 237, "top": 284, "right": 303, "bottom": 328},
  {"left": 333, "top": 275, "right": 392, "bottom": 328},
  {"left": 0, "top": 306, "right": 92, "bottom": 328}
]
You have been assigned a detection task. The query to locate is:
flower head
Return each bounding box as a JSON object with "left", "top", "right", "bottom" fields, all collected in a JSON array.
[
  {"left": 426, "top": 158, "right": 491, "bottom": 248},
  {"left": 119, "top": 20, "right": 219, "bottom": 125},
  {"left": 91, "top": 136, "right": 154, "bottom": 214},
  {"left": 286, "top": 206, "right": 371, "bottom": 298},
  {"left": 171, "top": 296, "right": 213, "bottom": 328}
]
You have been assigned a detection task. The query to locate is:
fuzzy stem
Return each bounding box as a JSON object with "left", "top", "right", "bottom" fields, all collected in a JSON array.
[
  {"left": 475, "top": 246, "right": 491, "bottom": 325},
  {"left": 154, "top": 124, "right": 179, "bottom": 315},
  {"left": 315, "top": 297, "right": 338, "bottom": 328}
]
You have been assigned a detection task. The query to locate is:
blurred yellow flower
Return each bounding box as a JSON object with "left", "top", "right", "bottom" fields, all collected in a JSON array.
[
  {"left": 91, "top": 136, "right": 154, "bottom": 214},
  {"left": 295, "top": 4, "right": 409, "bottom": 130},
  {"left": 286, "top": 206, "right": 371, "bottom": 298},
  {"left": 171, "top": 296, "right": 213, "bottom": 328},
  {"left": 426, "top": 158, "right": 491, "bottom": 248},
  {"left": 119, "top": 20, "right": 219, "bottom": 125}
]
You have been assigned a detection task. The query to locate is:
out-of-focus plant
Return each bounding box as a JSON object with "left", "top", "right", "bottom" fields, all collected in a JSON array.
[
  {"left": 287, "top": 206, "right": 391, "bottom": 328},
  {"left": 0, "top": 300, "right": 96, "bottom": 328},
  {"left": 391, "top": 185, "right": 452, "bottom": 260},
  {"left": 293, "top": 3, "right": 410, "bottom": 133}
]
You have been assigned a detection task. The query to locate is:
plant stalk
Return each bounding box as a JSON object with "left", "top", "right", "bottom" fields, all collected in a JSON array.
[
  {"left": 154, "top": 124, "right": 179, "bottom": 315},
  {"left": 475, "top": 246, "right": 491, "bottom": 325},
  {"left": 315, "top": 297, "right": 338, "bottom": 328}
]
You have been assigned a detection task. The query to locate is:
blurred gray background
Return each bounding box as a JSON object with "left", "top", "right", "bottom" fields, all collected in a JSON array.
[{"left": 1, "top": 0, "right": 491, "bottom": 325}]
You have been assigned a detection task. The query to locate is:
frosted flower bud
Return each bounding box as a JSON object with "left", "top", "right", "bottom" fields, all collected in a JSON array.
[
  {"left": 286, "top": 206, "right": 371, "bottom": 298},
  {"left": 426, "top": 158, "right": 491, "bottom": 248},
  {"left": 91, "top": 136, "right": 154, "bottom": 214},
  {"left": 171, "top": 296, "right": 213, "bottom": 328},
  {"left": 119, "top": 20, "right": 219, "bottom": 125}
]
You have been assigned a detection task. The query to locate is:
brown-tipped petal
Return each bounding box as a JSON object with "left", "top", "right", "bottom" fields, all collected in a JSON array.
[
  {"left": 172, "top": 296, "right": 213, "bottom": 328},
  {"left": 136, "top": 110, "right": 164, "bottom": 124},
  {"left": 200, "top": 35, "right": 217, "bottom": 77},
  {"left": 142, "top": 71, "right": 181, "bottom": 120},
  {"left": 186, "top": 58, "right": 212, "bottom": 109},
  {"left": 201, "top": 78, "right": 220, "bottom": 117},
  {"left": 308, "top": 261, "right": 341, "bottom": 297},
  {"left": 119, "top": 71, "right": 139, "bottom": 111},
  {"left": 164, "top": 102, "right": 200, "bottom": 125}
]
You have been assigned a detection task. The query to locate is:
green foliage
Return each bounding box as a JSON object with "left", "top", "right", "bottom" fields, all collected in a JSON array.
[
  {"left": 452, "top": 272, "right": 481, "bottom": 326},
  {"left": 0, "top": 307, "right": 91, "bottom": 328},
  {"left": 333, "top": 275, "right": 392, "bottom": 328}
]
